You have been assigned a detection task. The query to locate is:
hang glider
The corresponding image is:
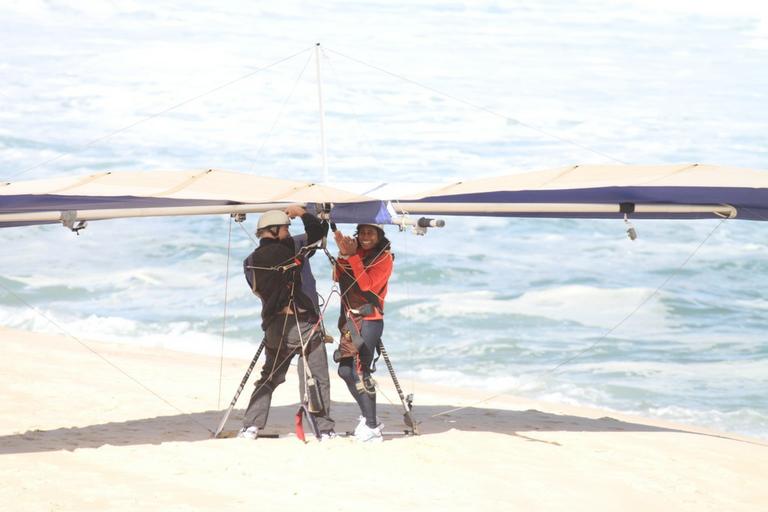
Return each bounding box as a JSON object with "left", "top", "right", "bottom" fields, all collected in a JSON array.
[
  {"left": 385, "top": 164, "right": 768, "bottom": 221},
  {"left": 2, "top": 164, "right": 767, "bottom": 233},
  {"left": 0, "top": 169, "right": 376, "bottom": 230}
]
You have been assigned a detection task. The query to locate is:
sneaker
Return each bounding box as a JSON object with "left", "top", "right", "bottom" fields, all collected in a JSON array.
[
  {"left": 237, "top": 426, "right": 259, "bottom": 440},
  {"left": 354, "top": 416, "right": 381, "bottom": 437},
  {"left": 353, "top": 415, "right": 366, "bottom": 436},
  {"left": 319, "top": 430, "right": 338, "bottom": 442},
  {"left": 355, "top": 422, "right": 384, "bottom": 443}
]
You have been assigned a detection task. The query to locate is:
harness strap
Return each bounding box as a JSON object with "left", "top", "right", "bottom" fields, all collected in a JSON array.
[
  {"left": 245, "top": 258, "right": 301, "bottom": 273},
  {"left": 337, "top": 251, "right": 391, "bottom": 314}
]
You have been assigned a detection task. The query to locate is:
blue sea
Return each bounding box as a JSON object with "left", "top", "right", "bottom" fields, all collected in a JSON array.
[{"left": 1, "top": 1, "right": 767, "bottom": 439}]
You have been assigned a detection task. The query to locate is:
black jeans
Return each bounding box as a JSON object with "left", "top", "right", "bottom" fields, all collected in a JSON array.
[
  {"left": 337, "top": 319, "right": 383, "bottom": 429},
  {"left": 242, "top": 314, "right": 334, "bottom": 432}
]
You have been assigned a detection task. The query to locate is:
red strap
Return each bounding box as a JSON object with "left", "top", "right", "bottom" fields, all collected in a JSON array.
[{"left": 294, "top": 407, "right": 306, "bottom": 442}]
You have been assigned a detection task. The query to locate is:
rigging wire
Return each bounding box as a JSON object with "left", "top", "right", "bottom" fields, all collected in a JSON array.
[
  {"left": 223, "top": 225, "right": 345, "bottom": 419},
  {"left": 323, "top": 228, "right": 414, "bottom": 412},
  {"left": 237, "top": 221, "right": 258, "bottom": 245},
  {"left": 429, "top": 217, "right": 731, "bottom": 419},
  {"left": 218, "top": 216, "right": 234, "bottom": 409},
  {"left": 319, "top": 47, "right": 380, "bottom": 165},
  {"left": 370, "top": 232, "right": 417, "bottom": 412},
  {"left": 741, "top": 207, "right": 768, "bottom": 222},
  {"left": 248, "top": 50, "right": 315, "bottom": 173},
  {"left": 0, "top": 278, "right": 215, "bottom": 435},
  {"left": 244, "top": 286, "right": 341, "bottom": 406},
  {"left": 547, "top": 217, "right": 729, "bottom": 373},
  {"left": 5, "top": 42, "right": 750, "bottom": 430},
  {"left": 397, "top": 212, "right": 417, "bottom": 400},
  {"left": 8, "top": 45, "right": 315, "bottom": 182},
  {"left": 324, "top": 46, "right": 629, "bottom": 165},
  {"left": 0, "top": 221, "right": 332, "bottom": 437}
]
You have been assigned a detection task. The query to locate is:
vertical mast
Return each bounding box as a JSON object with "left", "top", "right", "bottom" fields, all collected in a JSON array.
[{"left": 315, "top": 43, "right": 328, "bottom": 183}]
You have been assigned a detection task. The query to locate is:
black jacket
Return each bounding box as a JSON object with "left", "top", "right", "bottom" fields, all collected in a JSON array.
[{"left": 243, "top": 213, "right": 323, "bottom": 329}]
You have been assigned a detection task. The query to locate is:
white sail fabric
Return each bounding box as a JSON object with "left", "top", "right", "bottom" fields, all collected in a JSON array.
[
  {"left": 4, "top": 164, "right": 768, "bottom": 228},
  {"left": 0, "top": 169, "right": 376, "bottom": 228},
  {"left": 391, "top": 164, "right": 768, "bottom": 221},
  {"left": 1, "top": 168, "right": 373, "bottom": 203}
]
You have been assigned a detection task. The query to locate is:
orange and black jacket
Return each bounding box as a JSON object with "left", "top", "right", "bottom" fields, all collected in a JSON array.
[
  {"left": 333, "top": 237, "right": 393, "bottom": 322},
  {"left": 243, "top": 213, "right": 323, "bottom": 329}
]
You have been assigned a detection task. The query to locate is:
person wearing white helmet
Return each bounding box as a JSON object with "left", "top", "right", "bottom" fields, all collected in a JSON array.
[
  {"left": 238, "top": 205, "right": 335, "bottom": 440},
  {"left": 333, "top": 222, "right": 393, "bottom": 442}
]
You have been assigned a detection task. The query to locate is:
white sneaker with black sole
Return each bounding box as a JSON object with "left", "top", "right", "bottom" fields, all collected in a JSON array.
[
  {"left": 354, "top": 415, "right": 381, "bottom": 437},
  {"left": 355, "top": 422, "right": 383, "bottom": 443},
  {"left": 353, "top": 416, "right": 366, "bottom": 436},
  {"left": 319, "top": 430, "right": 338, "bottom": 442},
  {"left": 236, "top": 426, "right": 259, "bottom": 440}
]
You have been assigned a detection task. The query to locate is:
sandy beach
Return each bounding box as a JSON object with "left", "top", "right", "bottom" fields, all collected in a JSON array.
[{"left": 0, "top": 326, "right": 766, "bottom": 511}]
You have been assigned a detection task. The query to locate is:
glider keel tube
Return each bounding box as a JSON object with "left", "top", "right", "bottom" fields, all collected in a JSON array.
[
  {"left": 0, "top": 203, "right": 295, "bottom": 227},
  {"left": 392, "top": 202, "right": 737, "bottom": 220}
]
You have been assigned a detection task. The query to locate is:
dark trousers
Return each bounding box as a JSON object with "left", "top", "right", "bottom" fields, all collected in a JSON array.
[
  {"left": 337, "top": 319, "right": 383, "bottom": 429},
  {"left": 242, "top": 314, "right": 334, "bottom": 432}
]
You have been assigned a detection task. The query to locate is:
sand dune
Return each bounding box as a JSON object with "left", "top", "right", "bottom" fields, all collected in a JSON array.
[{"left": 1, "top": 327, "right": 766, "bottom": 511}]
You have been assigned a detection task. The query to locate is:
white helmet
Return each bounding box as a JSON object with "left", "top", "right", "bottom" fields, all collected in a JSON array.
[
  {"left": 257, "top": 210, "right": 290, "bottom": 231},
  {"left": 356, "top": 223, "right": 385, "bottom": 238},
  {"left": 356, "top": 223, "right": 384, "bottom": 230}
]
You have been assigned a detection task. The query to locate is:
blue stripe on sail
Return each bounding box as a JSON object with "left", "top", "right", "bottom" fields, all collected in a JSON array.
[
  {"left": 328, "top": 201, "right": 393, "bottom": 225},
  {"left": 411, "top": 186, "right": 768, "bottom": 221},
  {"left": 0, "top": 194, "right": 231, "bottom": 214}
]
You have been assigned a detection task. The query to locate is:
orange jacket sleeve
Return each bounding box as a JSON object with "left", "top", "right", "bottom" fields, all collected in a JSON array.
[{"left": 345, "top": 251, "right": 393, "bottom": 293}]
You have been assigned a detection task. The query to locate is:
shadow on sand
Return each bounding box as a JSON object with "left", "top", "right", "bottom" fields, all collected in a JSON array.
[{"left": 3, "top": 400, "right": 761, "bottom": 454}]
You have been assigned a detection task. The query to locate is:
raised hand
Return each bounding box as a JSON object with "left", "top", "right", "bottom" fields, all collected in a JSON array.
[
  {"left": 284, "top": 205, "right": 306, "bottom": 219},
  {"left": 334, "top": 229, "right": 358, "bottom": 257}
]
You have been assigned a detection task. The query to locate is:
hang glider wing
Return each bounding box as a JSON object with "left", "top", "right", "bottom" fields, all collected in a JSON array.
[
  {"left": 389, "top": 164, "right": 768, "bottom": 221},
  {"left": 4, "top": 164, "right": 766, "bottom": 231},
  {"left": 0, "top": 169, "right": 375, "bottom": 229}
]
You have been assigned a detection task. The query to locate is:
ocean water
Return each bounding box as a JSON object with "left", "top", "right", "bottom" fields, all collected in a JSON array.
[{"left": 1, "top": 1, "right": 767, "bottom": 439}]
